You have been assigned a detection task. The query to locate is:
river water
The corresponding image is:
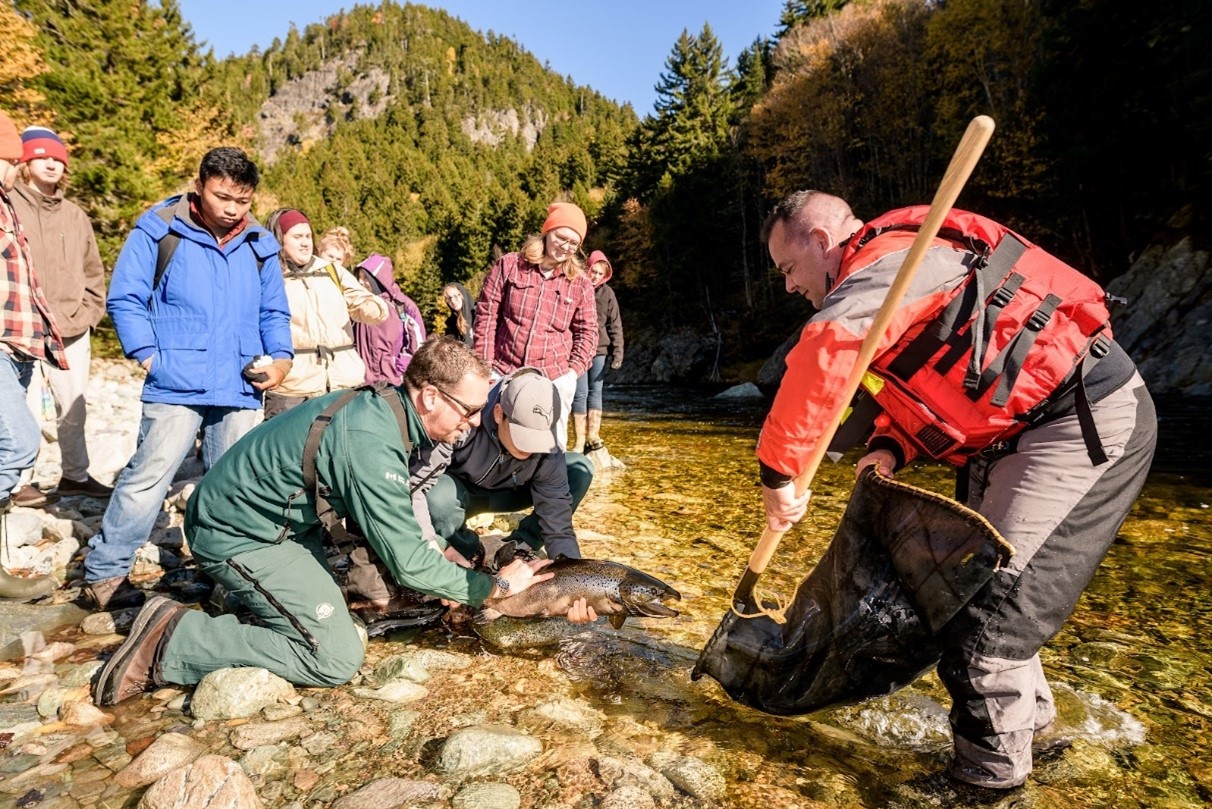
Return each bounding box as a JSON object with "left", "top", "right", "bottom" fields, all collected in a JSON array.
[
  {"left": 564, "top": 386, "right": 1212, "bottom": 807},
  {"left": 5, "top": 384, "right": 1208, "bottom": 807}
]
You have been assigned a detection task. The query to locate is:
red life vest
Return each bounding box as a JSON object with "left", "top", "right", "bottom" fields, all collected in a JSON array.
[{"left": 844, "top": 207, "right": 1113, "bottom": 464}]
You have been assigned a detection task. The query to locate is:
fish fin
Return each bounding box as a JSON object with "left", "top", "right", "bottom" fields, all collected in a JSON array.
[
  {"left": 473, "top": 608, "right": 502, "bottom": 626},
  {"left": 609, "top": 614, "right": 627, "bottom": 630}
]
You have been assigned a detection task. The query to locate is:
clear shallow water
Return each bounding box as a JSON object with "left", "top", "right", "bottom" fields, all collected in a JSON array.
[{"left": 564, "top": 385, "right": 1212, "bottom": 807}]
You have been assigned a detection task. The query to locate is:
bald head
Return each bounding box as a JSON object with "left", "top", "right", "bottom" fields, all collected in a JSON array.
[
  {"left": 761, "top": 190, "right": 863, "bottom": 247},
  {"left": 763, "top": 191, "right": 864, "bottom": 308}
]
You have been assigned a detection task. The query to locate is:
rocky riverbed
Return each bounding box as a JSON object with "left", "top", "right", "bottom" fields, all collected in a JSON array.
[{"left": 0, "top": 360, "right": 731, "bottom": 809}]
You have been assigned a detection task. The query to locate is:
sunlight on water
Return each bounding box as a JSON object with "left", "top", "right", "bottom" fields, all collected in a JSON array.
[{"left": 565, "top": 386, "right": 1212, "bottom": 807}]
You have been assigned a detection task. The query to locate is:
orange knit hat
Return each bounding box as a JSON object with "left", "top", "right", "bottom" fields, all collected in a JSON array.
[
  {"left": 541, "top": 202, "right": 587, "bottom": 241},
  {"left": 0, "top": 112, "right": 22, "bottom": 162}
]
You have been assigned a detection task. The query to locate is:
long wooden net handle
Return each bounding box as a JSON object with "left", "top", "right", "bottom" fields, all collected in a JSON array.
[{"left": 734, "top": 115, "right": 997, "bottom": 606}]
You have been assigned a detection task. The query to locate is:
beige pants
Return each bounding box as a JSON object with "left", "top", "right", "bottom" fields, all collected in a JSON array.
[{"left": 20, "top": 329, "right": 94, "bottom": 483}]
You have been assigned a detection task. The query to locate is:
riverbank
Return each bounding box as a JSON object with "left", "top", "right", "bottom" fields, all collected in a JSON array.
[{"left": 1, "top": 360, "right": 1207, "bottom": 808}]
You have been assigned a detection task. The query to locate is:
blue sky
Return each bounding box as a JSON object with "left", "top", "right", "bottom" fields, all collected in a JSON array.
[{"left": 177, "top": 0, "right": 787, "bottom": 116}]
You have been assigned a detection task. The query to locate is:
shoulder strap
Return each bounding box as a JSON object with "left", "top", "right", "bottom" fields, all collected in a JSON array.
[
  {"left": 153, "top": 207, "right": 180, "bottom": 293},
  {"left": 301, "top": 383, "right": 414, "bottom": 539},
  {"left": 324, "top": 263, "right": 342, "bottom": 289},
  {"left": 152, "top": 209, "right": 269, "bottom": 297},
  {"left": 302, "top": 388, "right": 365, "bottom": 539}
]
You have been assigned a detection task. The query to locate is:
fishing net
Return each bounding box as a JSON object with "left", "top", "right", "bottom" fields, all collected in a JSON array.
[{"left": 691, "top": 468, "right": 1013, "bottom": 716}]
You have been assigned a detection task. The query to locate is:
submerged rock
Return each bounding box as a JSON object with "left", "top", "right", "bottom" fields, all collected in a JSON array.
[
  {"left": 138, "top": 753, "right": 261, "bottom": 809},
  {"left": 330, "top": 777, "right": 443, "bottom": 809},
  {"left": 437, "top": 725, "right": 542, "bottom": 777}
]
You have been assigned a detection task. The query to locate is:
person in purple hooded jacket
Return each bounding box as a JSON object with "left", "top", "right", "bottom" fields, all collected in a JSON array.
[
  {"left": 570, "top": 250, "right": 623, "bottom": 453},
  {"left": 354, "top": 254, "right": 426, "bottom": 385}
]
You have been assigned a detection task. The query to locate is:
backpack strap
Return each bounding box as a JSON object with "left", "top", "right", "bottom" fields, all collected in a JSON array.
[
  {"left": 301, "top": 383, "right": 414, "bottom": 544},
  {"left": 151, "top": 207, "right": 268, "bottom": 296},
  {"left": 152, "top": 206, "right": 180, "bottom": 293}
]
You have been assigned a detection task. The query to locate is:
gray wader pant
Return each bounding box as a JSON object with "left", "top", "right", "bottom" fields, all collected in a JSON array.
[
  {"left": 425, "top": 452, "right": 594, "bottom": 561},
  {"left": 159, "top": 531, "right": 365, "bottom": 688},
  {"left": 940, "top": 373, "right": 1156, "bottom": 788}
]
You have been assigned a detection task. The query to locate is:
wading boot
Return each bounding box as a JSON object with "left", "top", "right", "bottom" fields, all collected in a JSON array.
[
  {"left": 92, "top": 596, "right": 189, "bottom": 706},
  {"left": 83, "top": 576, "right": 147, "bottom": 611},
  {"left": 0, "top": 497, "right": 56, "bottom": 601},
  {"left": 584, "top": 409, "right": 604, "bottom": 452},
  {"left": 571, "top": 413, "right": 587, "bottom": 454}
]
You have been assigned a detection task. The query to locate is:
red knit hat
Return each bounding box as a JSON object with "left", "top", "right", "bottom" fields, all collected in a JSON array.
[
  {"left": 277, "top": 209, "right": 310, "bottom": 236},
  {"left": 0, "top": 113, "right": 22, "bottom": 162},
  {"left": 20, "top": 126, "right": 68, "bottom": 166},
  {"left": 541, "top": 202, "right": 587, "bottom": 241}
]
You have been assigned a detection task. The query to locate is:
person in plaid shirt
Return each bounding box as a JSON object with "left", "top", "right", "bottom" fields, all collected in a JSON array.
[
  {"left": 0, "top": 110, "right": 65, "bottom": 600},
  {"left": 472, "top": 202, "right": 597, "bottom": 450}
]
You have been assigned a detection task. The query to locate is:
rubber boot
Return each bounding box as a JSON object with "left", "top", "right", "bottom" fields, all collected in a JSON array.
[
  {"left": 571, "top": 413, "right": 587, "bottom": 454},
  {"left": 585, "top": 409, "right": 604, "bottom": 452},
  {"left": 0, "top": 503, "right": 56, "bottom": 602}
]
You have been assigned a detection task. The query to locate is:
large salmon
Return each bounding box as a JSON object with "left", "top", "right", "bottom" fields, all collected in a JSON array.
[{"left": 479, "top": 557, "right": 681, "bottom": 629}]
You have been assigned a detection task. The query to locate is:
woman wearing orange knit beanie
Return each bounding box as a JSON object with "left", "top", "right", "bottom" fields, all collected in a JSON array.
[{"left": 471, "top": 201, "right": 597, "bottom": 452}]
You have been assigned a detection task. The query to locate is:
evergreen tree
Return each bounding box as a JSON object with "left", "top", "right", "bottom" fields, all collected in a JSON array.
[
  {"left": 15, "top": 0, "right": 230, "bottom": 262},
  {"left": 777, "top": 0, "right": 851, "bottom": 36}
]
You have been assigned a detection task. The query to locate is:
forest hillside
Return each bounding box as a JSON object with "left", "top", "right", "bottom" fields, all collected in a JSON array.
[{"left": 5, "top": 0, "right": 1209, "bottom": 391}]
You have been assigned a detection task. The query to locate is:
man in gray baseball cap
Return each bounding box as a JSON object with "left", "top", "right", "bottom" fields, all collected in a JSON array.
[{"left": 406, "top": 368, "right": 594, "bottom": 569}]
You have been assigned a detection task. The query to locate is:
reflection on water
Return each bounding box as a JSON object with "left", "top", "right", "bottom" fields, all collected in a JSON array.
[{"left": 564, "top": 385, "right": 1212, "bottom": 807}]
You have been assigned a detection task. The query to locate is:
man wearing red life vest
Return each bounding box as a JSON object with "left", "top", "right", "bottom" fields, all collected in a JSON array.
[{"left": 759, "top": 190, "right": 1157, "bottom": 790}]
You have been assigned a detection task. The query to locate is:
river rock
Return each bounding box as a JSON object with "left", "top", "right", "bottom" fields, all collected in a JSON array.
[
  {"left": 714, "top": 382, "right": 764, "bottom": 400},
  {"left": 115, "top": 732, "right": 207, "bottom": 789},
  {"left": 59, "top": 659, "right": 104, "bottom": 688},
  {"left": 2, "top": 510, "right": 43, "bottom": 548},
  {"left": 654, "top": 754, "right": 726, "bottom": 802},
  {"left": 595, "top": 756, "right": 676, "bottom": 801},
  {"left": 238, "top": 745, "right": 286, "bottom": 778},
  {"left": 452, "top": 782, "right": 520, "bottom": 809},
  {"left": 516, "top": 698, "right": 605, "bottom": 738},
  {"left": 190, "top": 669, "right": 295, "bottom": 720},
  {"left": 330, "top": 777, "right": 443, "bottom": 808},
  {"left": 352, "top": 680, "right": 428, "bottom": 703},
  {"left": 60, "top": 700, "right": 110, "bottom": 728},
  {"left": 372, "top": 654, "right": 431, "bottom": 685},
  {"left": 138, "top": 754, "right": 262, "bottom": 809},
  {"left": 437, "top": 724, "right": 543, "bottom": 777},
  {"left": 601, "top": 785, "right": 656, "bottom": 809},
  {"left": 229, "top": 716, "right": 310, "bottom": 750},
  {"left": 80, "top": 607, "right": 140, "bottom": 636}
]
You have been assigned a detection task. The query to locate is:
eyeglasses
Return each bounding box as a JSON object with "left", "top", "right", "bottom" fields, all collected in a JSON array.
[
  {"left": 433, "top": 384, "right": 483, "bottom": 422},
  {"left": 548, "top": 233, "right": 581, "bottom": 252}
]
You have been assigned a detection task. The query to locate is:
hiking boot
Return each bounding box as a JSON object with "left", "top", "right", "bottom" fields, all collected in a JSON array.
[
  {"left": 10, "top": 484, "right": 59, "bottom": 508},
  {"left": 83, "top": 576, "right": 147, "bottom": 611},
  {"left": 92, "top": 596, "right": 189, "bottom": 706},
  {"left": 55, "top": 475, "right": 114, "bottom": 499}
]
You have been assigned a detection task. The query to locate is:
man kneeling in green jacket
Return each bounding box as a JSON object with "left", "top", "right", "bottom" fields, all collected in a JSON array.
[{"left": 93, "top": 337, "right": 594, "bottom": 706}]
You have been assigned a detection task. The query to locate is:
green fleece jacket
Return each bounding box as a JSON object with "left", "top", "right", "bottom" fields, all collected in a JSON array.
[{"left": 184, "top": 386, "right": 496, "bottom": 606}]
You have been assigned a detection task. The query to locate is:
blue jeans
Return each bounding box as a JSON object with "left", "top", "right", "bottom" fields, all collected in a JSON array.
[
  {"left": 571, "top": 355, "right": 608, "bottom": 414},
  {"left": 0, "top": 354, "right": 38, "bottom": 500},
  {"left": 84, "top": 402, "right": 261, "bottom": 582}
]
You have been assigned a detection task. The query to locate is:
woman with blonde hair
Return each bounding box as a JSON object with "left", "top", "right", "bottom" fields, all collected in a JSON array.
[
  {"left": 472, "top": 202, "right": 597, "bottom": 450},
  {"left": 316, "top": 226, "right": 355, "bottom": 267},
  {"left": 263, "top": 209, "right": 388, "bottom": 419}
]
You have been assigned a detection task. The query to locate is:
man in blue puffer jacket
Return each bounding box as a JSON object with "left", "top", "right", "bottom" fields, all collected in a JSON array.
[{"left": 83, "top": 147, "right": 293, "bottom": 611}]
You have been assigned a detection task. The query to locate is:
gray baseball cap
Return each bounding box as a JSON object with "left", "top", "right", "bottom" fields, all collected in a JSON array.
[{"left": 499, "top": 370, "right": 559, "bottom": 454}]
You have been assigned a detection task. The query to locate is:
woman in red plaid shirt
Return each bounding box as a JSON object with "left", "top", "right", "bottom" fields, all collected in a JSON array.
[{"left": 472, "top": 202, "right": 597, "bottom": 451}]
